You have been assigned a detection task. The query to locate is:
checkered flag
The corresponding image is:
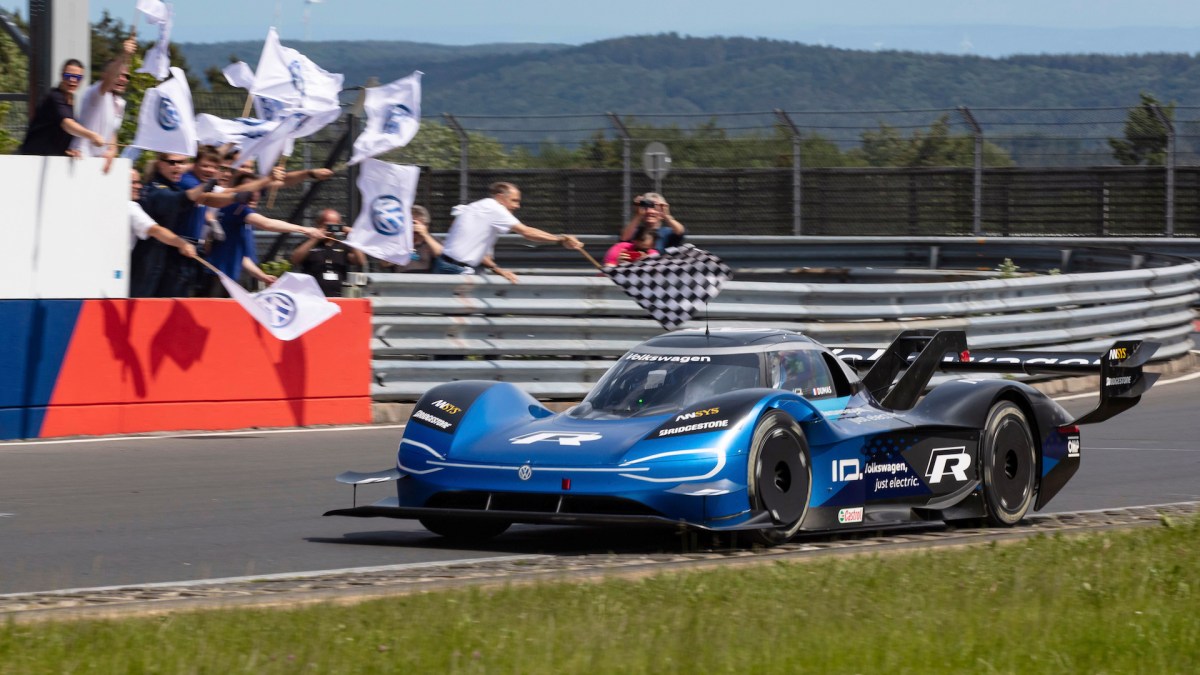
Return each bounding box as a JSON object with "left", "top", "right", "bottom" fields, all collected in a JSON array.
[{"left": 604, "top": 245, "right": 732, "bottom": 330}]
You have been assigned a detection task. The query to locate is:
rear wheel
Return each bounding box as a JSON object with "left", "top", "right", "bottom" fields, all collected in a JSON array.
[
  {"left": 747, "top": 410, "right": 811, "bottom": 546},
  {"left": 419, "top": 517, "right": 511, "bottom": 541},
  {"left": 981, "top": 401, "right": 1037, "bottom": 526}
]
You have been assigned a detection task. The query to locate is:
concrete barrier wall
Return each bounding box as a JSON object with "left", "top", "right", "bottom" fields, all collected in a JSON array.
[
  {"left": 0, "top": 155, "right": 131, "bottom": 300},
  {"left": 0, "top": 298, "right": 373, "bottom": 440}
]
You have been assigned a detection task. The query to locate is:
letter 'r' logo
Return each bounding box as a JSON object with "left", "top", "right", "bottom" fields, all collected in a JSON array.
[
  {"left": 509, "top": 432, "right": 603, "bottom": 446},
  {"left": 925, "top": 447, "right": 971, "bottom": 484}
]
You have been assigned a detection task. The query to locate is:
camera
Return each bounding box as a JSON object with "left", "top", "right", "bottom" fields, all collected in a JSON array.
[{"left": 327, "top": 222, "right": 344, "bottom": 234}]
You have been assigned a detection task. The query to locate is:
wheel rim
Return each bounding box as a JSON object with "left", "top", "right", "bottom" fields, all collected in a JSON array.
[
  {"left": 756, "top": 428, "right": 809, "bottom": 525},
  {"left": 989, "top": 415, "right": 1034, "bottom": 516}
]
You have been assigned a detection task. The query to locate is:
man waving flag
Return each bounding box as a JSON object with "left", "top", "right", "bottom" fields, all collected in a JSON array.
[
  {"left": 346, "top": 159, "right": 420, "bottom": 265},
  {"left": 348, "top": 71, "right": 423, "bottom": 165}
]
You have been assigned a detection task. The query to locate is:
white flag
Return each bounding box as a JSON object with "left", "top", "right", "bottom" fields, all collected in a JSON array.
[
  {"left": 215, "top": 270, "right": 341, "bottom": 341},
  {"left": 231, "top": 106, "right": 341, "bottom": 175},
  {"left": 195, "top": 113, "right": 281, "bottom": 148},
  {"left": 136, "top": 3, "right": 174, "bottom": 80},
  {"left": 130, "top": 67, "right": 197, "bottom": 155},
  {"left": 348, "top": 71, "right": 423, "bottom": 165},
  {"left": 250, "top": 27, "right": 344, "bottom": 112},
  {"left": 135, "top": 0, "right": 170, "bottom": 25},
  {"left": 347, "top": 159, "right": 419, "bottom": 265},
  {"left": 222, "top": 61, "right": 256, "bottom": 90}
]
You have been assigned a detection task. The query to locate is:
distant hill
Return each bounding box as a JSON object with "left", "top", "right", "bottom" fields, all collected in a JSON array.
[{"left": 179, "top": 33, "right": 1200, "bottom": 115}]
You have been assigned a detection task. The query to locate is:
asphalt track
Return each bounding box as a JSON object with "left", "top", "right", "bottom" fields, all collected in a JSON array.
[{"left": 2, "top": 375, "right": 1199, "bottom": 595}]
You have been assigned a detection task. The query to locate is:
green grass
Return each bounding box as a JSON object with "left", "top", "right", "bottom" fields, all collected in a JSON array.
[{"left": 3, "top": 518, "right": 1200, "bottom": 674}]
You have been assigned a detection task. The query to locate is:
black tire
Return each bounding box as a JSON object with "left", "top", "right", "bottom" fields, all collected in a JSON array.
[
  {"left": 981, "top": 401, "right": 1038, "bottom": 526},
  {"left": 419, "top": 517, "right": 512, "bottom": 541},
  {"left": 747, "top": 410, "right": 812, "bottom": 546}
]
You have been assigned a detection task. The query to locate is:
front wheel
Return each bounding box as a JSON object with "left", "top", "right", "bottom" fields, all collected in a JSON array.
[
  {"left": 419, "top": 517, "right": 512, "bottom": 541},
  {"left": 747, "top": 410, "right": 812, "bottom": 546},
  {"left": 981, "top": 401, "right": 1038, "bottom": 526}
]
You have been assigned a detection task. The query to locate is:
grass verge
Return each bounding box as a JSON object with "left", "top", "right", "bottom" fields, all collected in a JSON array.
[{"left": 2, "top": 517, "right": 1199, "bottom": 674}]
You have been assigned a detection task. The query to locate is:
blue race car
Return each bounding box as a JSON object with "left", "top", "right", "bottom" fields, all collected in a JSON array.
[{"left": 326, "top": 328, "right": 1157, "bottom": 545}]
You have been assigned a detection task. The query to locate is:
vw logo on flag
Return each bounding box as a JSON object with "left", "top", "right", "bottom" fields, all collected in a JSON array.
[
  {"left": 383, "top": 104, "right": 414, "bottom": 134},
  {"left": 370, "top": 195, "right": 406, "bottom": 236},
  {"left": 258, "top": 97, "right": 283, "bottom": 121},
  {"left": 157, "top": 97, "right": 180, "bottom": 131},
  {"left": 255, "top": 292, "right": 299, "bottom": 328},
  {"left": 288, "top": 60, "right": 306, "bottom": 97}
]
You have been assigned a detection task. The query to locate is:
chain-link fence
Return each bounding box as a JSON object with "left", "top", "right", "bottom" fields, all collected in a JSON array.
[{"left": 7, "top": 92, "right": 1200, "bottom": 237}]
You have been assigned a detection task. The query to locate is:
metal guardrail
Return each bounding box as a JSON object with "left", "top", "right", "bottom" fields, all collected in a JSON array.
[{"left": 365, "top": 244, "right": 1200, "bottom": 401}]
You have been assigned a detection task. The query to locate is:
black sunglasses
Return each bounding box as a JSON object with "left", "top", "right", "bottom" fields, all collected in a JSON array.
[{"left": 159, "top": 159, "right": 186, "bottom": 166}]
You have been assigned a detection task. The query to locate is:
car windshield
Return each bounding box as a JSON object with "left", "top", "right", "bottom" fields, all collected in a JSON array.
[{"left": 573, "top": 352, "right": 762, "bottom": 419}]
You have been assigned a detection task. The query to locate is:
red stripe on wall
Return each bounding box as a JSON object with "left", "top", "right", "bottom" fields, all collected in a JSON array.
[{"left": 40, "top": 298, "right": 372, "bottom": 438}]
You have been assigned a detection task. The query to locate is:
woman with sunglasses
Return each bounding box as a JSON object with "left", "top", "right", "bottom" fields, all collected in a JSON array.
[{"left": 18, "top": 59, "right": 107, "bottom": 157}]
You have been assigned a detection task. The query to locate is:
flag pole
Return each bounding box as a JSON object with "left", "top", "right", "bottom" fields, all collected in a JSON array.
[
  {"left": 241, "top": 94, "right": 253, "bottom": 118},
  {"left": 266, "top": 157, "right": 287, "bottom": 208},
  {"left": 576, "top": 246, "right": 604, "bottom": 271},
  {"left": 194, "top": 255, "right": 222, "bottom": 277}
]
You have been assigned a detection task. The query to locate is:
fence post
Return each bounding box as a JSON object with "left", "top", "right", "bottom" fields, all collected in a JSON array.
[
  {"left": 774, "top": 109, "right": 803, "bottom": 236},
  {"left": 443, "top": 113, "right": 470, "bottom": 204},
  {"left": 608, "top": 112, "right": 632, "bottom": 225},
  {"left": 1151, "top": 104, "right": 1175, "bottom": 237},
  {"left": 957, "top": 106, "right": 983, "bottom": 236}
]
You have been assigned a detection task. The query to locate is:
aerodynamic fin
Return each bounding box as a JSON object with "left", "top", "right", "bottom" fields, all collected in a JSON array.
[{"left": 833, "top": 331, "right": 1160, "bottom": 421}]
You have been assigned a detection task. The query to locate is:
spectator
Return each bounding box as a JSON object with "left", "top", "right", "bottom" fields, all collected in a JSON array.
[
  {"left": 70, "top": 36, "right": 137, "bottom": 172},
  {"left": 18, "top": 59, "right": 106, "bottom": 156},
  {"left": 131, "top": 152, "right": 242, "bottom": 297},
  {"left": 202, "top": 173, "right": 323, "bottom": 297},
  {"left": 290, "top": 208, "right": 366, "bottom": 296},
  {"left": 433, "top": 181, "right": 581, "bottom": 282},
  {"left": 603, "top": 225, "right": 658, "bottom": 267},
  {"left": 619, "top": 192, "right": 686, "bottom": 251},
  {"left": 127, "top": 169, "right": 196, "bottom": 259}
]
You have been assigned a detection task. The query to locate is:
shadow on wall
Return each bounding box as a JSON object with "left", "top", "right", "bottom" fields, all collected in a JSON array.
[{"left": 0, "top": 298, "right": 372, "bottom": 440}]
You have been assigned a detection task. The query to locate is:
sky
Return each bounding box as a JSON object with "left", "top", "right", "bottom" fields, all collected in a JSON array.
[{"left": 72, "top": 0, "right": 1200, "bottom": 55}]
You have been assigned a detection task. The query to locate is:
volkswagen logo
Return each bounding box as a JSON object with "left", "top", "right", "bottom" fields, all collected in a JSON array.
[
  {"left": 370, "top": 195, "right": 406, "bottom": 236},
  {"left": 517, "top": 465, "right": 533, "bottom": 481},
  {"left": 255, "top": 292, "right": 298, "bottom": 328},
  {"left": 257, "top": 97, "right": 282, "bottom": 121},
  {"left": 383, "top": 103, "right": 413, "bottom": 134},
  {"left": 157, "top": 96, "right": 180, "bottom": 131},
  {"left": 288, "top": 60, "right": 306, "bottom": 97}
]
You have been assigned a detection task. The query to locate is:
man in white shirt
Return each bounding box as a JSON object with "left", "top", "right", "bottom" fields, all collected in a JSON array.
[
  {"left": 72, "top": 36, "right": 137, "bottom": 172},
  {"left": 434, "top": 182, "right": 582, "bottom": 282},
  {"left": 128, "top": 169, "right": 197, "bottom": 258}
]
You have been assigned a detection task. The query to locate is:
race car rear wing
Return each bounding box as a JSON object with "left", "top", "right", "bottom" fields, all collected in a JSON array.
[{"left": 832, "top": 329, "right": 1159, "bottom": 425}]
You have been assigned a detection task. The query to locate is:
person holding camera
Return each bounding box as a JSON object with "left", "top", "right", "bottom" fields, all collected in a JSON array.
[
  {"left": 290, "top": 208, "right": 366, "bottom": 296},
  {"left": 619, "top": 192, "right": 686, "bottom": 252}
]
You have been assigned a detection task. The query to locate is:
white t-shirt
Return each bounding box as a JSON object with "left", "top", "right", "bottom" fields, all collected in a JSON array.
[
  {"left": 71, "top": 82, "right": 127, "bottom": 157},
  {"left": 129, "top": 201, "right": 157, "bottom": 248},
  {"left": 440, "top": 197, "right": 520, "bottom": 266}
]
